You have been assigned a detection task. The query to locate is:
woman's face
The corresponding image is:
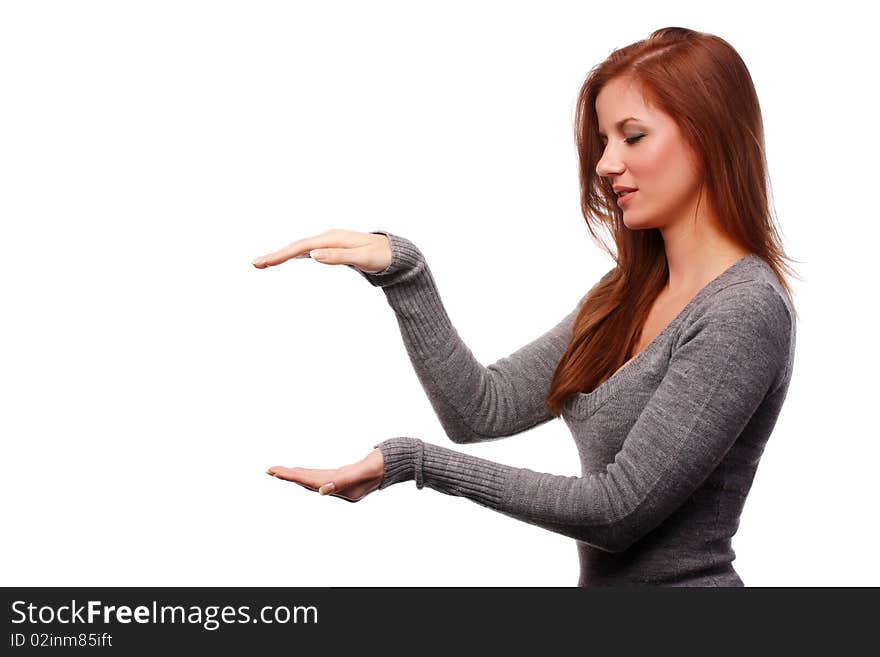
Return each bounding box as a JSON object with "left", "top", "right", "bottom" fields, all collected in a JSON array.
[{"left": 595, "top": 77, "right": 705, "bottom": 231}]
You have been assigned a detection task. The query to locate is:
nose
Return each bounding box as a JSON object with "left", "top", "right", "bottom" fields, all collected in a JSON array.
[{"left": 595, "top": 143, "right": 625, "bottom": 178}]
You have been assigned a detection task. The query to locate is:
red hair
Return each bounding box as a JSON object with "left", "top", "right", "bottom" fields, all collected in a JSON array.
[{"left": 546, "top": 26, "right": 801, "bottom": 417}]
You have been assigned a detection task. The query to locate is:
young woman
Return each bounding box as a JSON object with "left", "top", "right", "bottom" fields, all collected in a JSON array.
[{"left": 257, "top": 27, "right": 799, "bottom": 587}]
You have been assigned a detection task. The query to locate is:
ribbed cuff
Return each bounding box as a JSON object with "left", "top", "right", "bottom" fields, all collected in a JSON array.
[
  {"left": 352, "top": 231, "right": 426, "bottom": 287},
  {"left": 352, "top": 230, "right": 455, "bottom": 358},
  {"left": 373, "top": 437, "right": 509, "bottom": 510},
  {"left": 373, "top": 437, "right": 424, "bottom": 490}
]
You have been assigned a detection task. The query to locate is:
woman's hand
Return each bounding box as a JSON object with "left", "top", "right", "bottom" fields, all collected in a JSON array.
[
  {"left": 252, "top": 228, "right": 392, "bottom": 274},
  {"left": 266, "top": 448, "right": 385, "bottom": 503}
]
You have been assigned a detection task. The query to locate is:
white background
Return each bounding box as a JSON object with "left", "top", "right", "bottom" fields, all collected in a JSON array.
[{"left": 2, "top": 0, "right": 876, "bottom": 587}]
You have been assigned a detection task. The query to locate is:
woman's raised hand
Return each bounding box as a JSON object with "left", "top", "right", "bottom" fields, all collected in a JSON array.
[{"left": 251, "top": 228, "right": 392, "bottom": 274}]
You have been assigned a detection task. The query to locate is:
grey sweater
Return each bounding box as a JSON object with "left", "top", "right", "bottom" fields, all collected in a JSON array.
[{"left": 354, "top": 231, "right": 796, "bottom": 587}]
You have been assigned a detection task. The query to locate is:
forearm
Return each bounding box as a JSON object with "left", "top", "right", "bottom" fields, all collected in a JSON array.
[
  {"left": 371, "top": 283, "right": 791, "bottom": 553},
  {"left": 357, "top": 231, "right": 578, "bottom": 442}
]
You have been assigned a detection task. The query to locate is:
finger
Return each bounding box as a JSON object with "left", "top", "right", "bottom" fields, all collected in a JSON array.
[
  {"left": 266, "top": 465, "right": 337, "bottom": 488},
  {"left": 251, "top": 229, "right": 351, "bottom": 268},
  {"left": 278, "top": 464, "right": 355, "bottom": 498},
  {"left": 316, "top": 481, "right": 359, "bottom": 502},
  {"left": 325, "top": 478, "right": 381, "bottom": 503},
  {"left": 266, "top": 466, "right": 358, "bottom": 502},
  {"left": 252, "top": 240, "right": 314, "bottom": 268},
  {"left": 318, "top": 241, "right": 381, "bottom": 269},
  {"left": 308, "top": 247, "right": 343, "bottom": 265},
  {"left": 315, "top": 464, "right": 364, "bottom": 496}
]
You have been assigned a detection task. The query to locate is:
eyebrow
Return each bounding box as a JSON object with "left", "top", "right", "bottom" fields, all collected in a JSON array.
[{"left": 597, "top": 116, "right": 642, "bottom": 137}]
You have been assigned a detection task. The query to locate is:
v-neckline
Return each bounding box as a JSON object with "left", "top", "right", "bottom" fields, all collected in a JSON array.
[
  {"left": 563, "top": 252, "right": 761, "bottom": 419},
  {"left": 611, "top": 356, "right": 636, "bottom": 379}
]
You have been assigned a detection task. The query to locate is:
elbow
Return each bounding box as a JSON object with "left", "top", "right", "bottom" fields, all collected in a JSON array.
[
  {"left": 446, "top": 432, "right": 497, "bottom": 445},
  {"left": 583, "top": 535, "right": 632, "bottom": 554},
  {"left": 603, "top": 535, "right": 638, "bottom": 554},
  {"left": 443, "top": 425, "right": 481, "bottom": 444},
  {"left": 576, "top": 520, "right": 643, "bottom": 554},
  {"left": 440, "top": 419, "right": 502, "bottom": 445}
]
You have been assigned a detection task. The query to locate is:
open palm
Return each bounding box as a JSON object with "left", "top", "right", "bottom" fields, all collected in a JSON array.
[{"left": 266, "top": 448, "right": 385, "bottom": 503}]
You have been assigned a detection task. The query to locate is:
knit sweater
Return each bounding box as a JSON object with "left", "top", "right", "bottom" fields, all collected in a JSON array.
[{"left": 354, "top": 231, "right": 796, "bottom": 587}]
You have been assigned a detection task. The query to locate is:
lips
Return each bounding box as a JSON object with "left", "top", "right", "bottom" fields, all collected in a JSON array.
[{"left": 617, "top": 190, "right": 636, "bottom": 206}]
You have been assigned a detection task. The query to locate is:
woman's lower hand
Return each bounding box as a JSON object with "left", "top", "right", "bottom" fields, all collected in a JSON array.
[
  {"left": 251, "top": 228, "right": 392, "bottom": 274},
  {"left": 266, "top": 448, "right": 385, "bottom": 503}
]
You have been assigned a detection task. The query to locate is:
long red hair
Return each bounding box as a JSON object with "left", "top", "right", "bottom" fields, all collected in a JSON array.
[{"left": 545, "top": 26, "right": 801, "bottom": 417}]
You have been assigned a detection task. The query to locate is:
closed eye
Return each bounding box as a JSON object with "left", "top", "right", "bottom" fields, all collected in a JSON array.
[{"left": 599, "top": 134, "right": 645, "bottom": 148}]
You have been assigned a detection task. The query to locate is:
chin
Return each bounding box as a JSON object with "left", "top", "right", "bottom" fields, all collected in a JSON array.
[
  {"left": 623, "top": 212, "right": 663, "bottom": 231},
  {"left": 622, "top": 215, "right": 650, "bottom": 230}
]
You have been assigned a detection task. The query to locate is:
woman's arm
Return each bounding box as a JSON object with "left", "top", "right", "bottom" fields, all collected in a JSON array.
[
  {"left": 371, "top": 281, "right": 793, "bottom": 553},
  {"left": 354, "top": 231, "right": 601, "bottom": 444}
]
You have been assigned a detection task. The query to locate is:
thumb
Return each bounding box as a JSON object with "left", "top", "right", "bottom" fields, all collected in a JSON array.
[
  {"left": 310, "top": 248, "right": 336, "bottom": 263},
  {"left": 318, "top": 463, "right": 361, "bottom": 495}
]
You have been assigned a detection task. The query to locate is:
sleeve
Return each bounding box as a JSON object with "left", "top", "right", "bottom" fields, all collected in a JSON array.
[
  {"left": 372, "top": 282, "right": 792, "bottom": 553},
  {"left": 352, "top": 230, "right": 602, "bottom": 444}
]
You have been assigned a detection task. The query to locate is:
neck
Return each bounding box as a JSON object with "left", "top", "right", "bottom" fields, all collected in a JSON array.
[{"left": 659, "top": 220, "right": 750, "bottom": 297}]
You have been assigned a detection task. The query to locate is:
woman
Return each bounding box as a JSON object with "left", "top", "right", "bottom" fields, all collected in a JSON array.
[{"left": 257, "top": 27, "right": 799, "bottom": 586}]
